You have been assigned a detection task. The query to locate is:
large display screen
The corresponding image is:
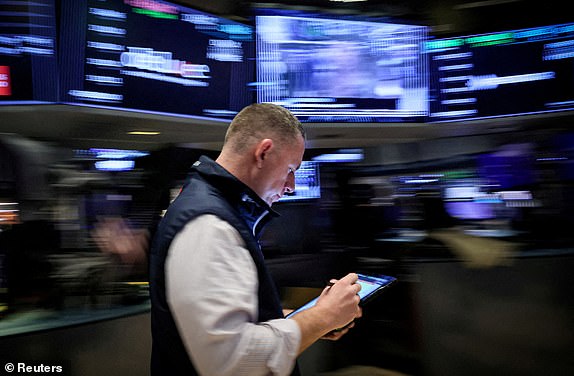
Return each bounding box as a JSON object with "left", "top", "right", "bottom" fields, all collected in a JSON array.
[
  {"left": 0, "top": 0, "right": 58, "bottom": 104},
  {"left": 426, "top": 22, "right": 574, "bottom": 122},
  {"left": 59, "top": 0, "right": 254, "bottom": 120},
  {"left": 255, "top": 9, "right": 429, "bottom": 123}
]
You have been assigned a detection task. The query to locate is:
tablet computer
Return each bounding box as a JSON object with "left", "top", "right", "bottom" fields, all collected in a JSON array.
[{"left": 285, "top": 273, "right": 397, "bottom": 319}]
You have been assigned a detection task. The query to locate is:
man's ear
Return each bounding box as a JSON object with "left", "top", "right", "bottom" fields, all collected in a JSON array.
[{"left": 255, "top": 139, "right": 273, "bottom": 168}]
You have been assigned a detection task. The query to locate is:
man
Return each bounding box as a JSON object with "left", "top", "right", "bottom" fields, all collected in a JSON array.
[{"left": 149, "top": 103, "right": 362, "bottom": 376}]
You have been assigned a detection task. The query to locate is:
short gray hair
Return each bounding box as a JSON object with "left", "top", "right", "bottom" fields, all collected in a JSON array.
[{"left": 223, "top": 103, "right": 305, "bottom": 152}]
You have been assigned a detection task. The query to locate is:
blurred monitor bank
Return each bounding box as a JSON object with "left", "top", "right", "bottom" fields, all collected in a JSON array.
[
  {"left": 2, "top": 1, "right": 574, "bottom": 124},
  {"left": 2, "top": 133, "right": 573, "bottom": 375}
]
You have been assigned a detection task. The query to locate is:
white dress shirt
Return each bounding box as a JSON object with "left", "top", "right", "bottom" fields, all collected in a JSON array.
[{"left": 166, "top": 214, "right": 301, "bottom": 376}]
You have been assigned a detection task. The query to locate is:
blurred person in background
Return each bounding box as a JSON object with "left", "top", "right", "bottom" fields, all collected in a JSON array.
[
  {"left": 149, "top": 103, "right": 362, "bottom": 376},
  {"left": 91, "top": 216, "right": 149, "bottom": 266}
]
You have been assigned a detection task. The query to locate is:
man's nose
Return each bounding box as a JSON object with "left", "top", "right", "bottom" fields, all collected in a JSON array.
[{"left": 284, "top": 174, "right": 295, "bottom": 194}]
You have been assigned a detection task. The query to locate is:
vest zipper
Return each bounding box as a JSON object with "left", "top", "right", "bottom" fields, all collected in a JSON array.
[{"left": 252, "top": 210, "right": 268, "bottom": 237}]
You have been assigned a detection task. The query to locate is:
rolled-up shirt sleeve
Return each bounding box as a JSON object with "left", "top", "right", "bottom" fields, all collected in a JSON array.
[{"left": 166, "top": 214, "right": 301, "bottom": 376}]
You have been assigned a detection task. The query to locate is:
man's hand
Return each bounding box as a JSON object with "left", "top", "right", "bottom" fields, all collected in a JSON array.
[
  {"left": 314, "top": 273, "right": 362, "bottom": 330},
  {"left": 290, "top": 273, "right": 362, "bottom": 353}
]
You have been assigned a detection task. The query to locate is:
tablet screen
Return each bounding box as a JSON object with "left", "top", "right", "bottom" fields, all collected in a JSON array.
[{"left": 285, "top": 273, "right": 396, "bottom": 318}]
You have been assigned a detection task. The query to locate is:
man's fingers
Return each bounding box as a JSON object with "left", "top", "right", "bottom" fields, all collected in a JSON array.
[{"left": 340, "top": 272, "right": 358, "bottom": 284}]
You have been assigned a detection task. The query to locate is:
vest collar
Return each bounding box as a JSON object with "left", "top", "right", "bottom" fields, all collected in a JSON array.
[{"left": 192, "top": 156, "right": 279, "bottom": 238}]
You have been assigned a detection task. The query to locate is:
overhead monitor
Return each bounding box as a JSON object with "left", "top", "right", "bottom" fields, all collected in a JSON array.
[
  {"left": 0, "top": 0, "right": 58, "bottom": 104},
  {"left": 255, "top": 8, "right": 429, "bottom": 123},
  {"left": 426, "top": 22, "right": 574, "bottom": 122},
  {"left": 59, "top": 0, "right": 255, "bottom": 120}
]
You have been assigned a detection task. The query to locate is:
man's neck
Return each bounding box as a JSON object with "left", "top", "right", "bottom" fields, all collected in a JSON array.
[{"left": 216, "top": 152, "right": 251, "bottom": 191}]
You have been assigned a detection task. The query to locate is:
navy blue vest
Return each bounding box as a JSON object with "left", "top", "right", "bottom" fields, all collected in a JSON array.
[{"left": 149, "top": 156, "right": 298, "bottom": 375}]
